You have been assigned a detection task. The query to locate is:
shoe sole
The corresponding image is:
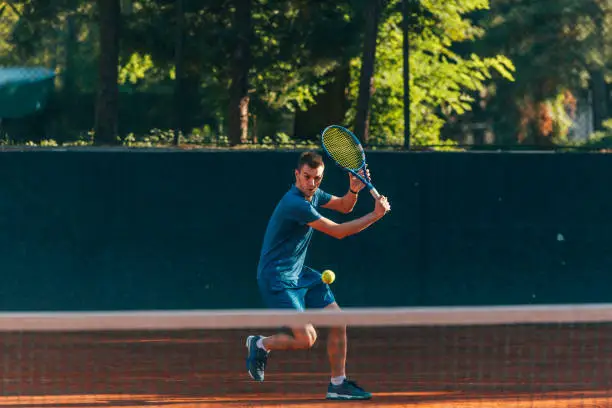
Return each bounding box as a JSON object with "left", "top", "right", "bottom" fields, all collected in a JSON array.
[
  {"left": 245, "top": 336, "right": 262, "bottom": 381},
  {"left": 326, "top": 392, "right": 372, "bottom": 400}
]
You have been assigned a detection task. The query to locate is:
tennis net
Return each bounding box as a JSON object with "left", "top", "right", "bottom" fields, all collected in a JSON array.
[{"left": 1, "top": 304, "right": 612, "bottom": 407}]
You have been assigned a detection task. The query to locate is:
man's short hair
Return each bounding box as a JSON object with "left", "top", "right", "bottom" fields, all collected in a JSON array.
[{"left": 297, "top": 151, "right": 324, "bottom": 170}]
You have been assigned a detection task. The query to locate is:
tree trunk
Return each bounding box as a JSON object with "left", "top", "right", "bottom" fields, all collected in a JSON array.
[
  {"left": 402, "top": 0, "right": 410, "bottom": 149},
  {"left": 120, "top": 0, "right": 133, "bottom": 15},
  {"left": 94, "top": 0, "right": 120, "bottom": 146},
  {"left": 354, "top": 0, "right": 383, "bottom": 144},
  {"left": 591, "top": 69, "right": 607, "bottom": 132},
  {"left": 293, "top": 63, "right": 351, "bottom": 140},
  {"left": 58, "top": 13, "right": 77, "bottom": 143},
  {"left": 227, "top": 0, "right": 252, "bottom": 146},
  {"left": 591, "top": 11, "right": 608, "bottom": 133},
  {"left": 173, "top": 0, "right": 185, "bottom": 145}
]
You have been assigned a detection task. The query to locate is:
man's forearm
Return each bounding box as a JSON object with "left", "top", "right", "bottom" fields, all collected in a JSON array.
[
  {"left": 335, "top": 211, "right": 381, "bottom": 239},
  {"left": 340, "top": 191, "right": 358, "bottom": 213}
]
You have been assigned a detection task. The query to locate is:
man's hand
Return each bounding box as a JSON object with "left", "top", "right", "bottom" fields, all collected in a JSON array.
[
  {"left": 373, "top": 195, "right": 391, "bottom": 218},
  {"left": 349, "top": 168, "right": 371, "bottom": 193}
]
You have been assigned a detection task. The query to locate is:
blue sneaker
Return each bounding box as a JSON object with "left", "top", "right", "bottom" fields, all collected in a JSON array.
[
  {"left": 245, "top": 335, "right": 269, "bottom": 382},
  {"left": 326, "top": 379, "right": 372, "bottom": 400}
]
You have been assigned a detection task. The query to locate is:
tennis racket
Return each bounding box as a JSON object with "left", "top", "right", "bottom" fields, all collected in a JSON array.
[{"left": 320, "top": 125, "right": 381, "bottom": 199}]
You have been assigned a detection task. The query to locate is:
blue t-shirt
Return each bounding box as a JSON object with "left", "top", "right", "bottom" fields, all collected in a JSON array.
[{"left": 257, "top": 185, "right": 332, "bottom": 289}]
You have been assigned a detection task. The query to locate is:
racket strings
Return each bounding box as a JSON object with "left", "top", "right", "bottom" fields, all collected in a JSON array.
[{"left": 322, "top": 127, "right": 364, "bottom": 171}]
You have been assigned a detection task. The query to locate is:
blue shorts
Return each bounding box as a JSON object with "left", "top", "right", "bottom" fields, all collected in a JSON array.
[{"left": 258, "top": 280, "right": 336, "bottom": 310}]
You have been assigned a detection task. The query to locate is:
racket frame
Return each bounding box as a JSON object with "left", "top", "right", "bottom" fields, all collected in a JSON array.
[{"left": 321, "top": 125, "right": 381, "bottom": 199}]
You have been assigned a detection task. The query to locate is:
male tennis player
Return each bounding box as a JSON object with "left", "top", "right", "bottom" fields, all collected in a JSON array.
[{"left": 246, "top": 151, "right": 391, "bottom": 400}]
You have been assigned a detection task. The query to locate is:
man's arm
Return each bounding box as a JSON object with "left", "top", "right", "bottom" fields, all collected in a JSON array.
[
  {"left": 320, "top": 171, "right": 369, "bottom": 214},
  {"left": 308, "top": 212, "right": 381, "bottom": 240},
  {"left": 308, "top": 195, "right": 390, "bottom": 239},
  {"left": 321, "top": 191, "right": 359, "bottom": 214}
]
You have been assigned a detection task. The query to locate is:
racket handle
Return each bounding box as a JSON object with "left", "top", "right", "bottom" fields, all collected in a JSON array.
[{"left": 369, "top": 187, "right": 381, "bottom": 199}]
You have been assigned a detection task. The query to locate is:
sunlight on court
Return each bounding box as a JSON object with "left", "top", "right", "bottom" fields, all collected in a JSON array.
[
  {"left": 2, "top": 306, "right": 612, "bottom": 407},
  {"left": 1, "top": 390, "right": 611, "bottom": 407}
]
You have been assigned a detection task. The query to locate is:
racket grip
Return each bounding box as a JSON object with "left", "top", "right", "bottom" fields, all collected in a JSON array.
[{"left": 369, "top": 187, "right": 381, "bottom": 199}]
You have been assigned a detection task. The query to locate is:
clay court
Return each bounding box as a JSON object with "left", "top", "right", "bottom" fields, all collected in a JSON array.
[{"left": 1, "top": 324, "right": 611, "bottom": 407}]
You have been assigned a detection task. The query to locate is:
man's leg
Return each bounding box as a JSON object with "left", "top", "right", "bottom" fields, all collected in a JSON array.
[
  {"left": 258, "top": 287, "right": 317, "bottom": 350},
  {"left": 247, "top": 287, "right": 317, "bottom": 381},
  {"left": 305, "top": 280, "right": 372, "bottom": 400},
  {"left": 323, "top": 302, "right": 347, "bottom": 380},
  {"left": 246, "top": 324, "right": 317, "bottom": 382},
  {"left": 260, "top": 324, "right": 317, "bottom": 350}
]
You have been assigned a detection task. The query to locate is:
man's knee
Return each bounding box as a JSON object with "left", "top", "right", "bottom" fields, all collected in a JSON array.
[
  {"left": 323, "top": 302, "right": 347, "bottom": 333},
  {"left": 291, "top": 324, "right": 317, "bottom": 349}
]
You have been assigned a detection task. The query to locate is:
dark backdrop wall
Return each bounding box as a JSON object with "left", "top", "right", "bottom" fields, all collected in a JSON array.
[{"left": 0, "top": 150, "right": 609, "bottom": 311}]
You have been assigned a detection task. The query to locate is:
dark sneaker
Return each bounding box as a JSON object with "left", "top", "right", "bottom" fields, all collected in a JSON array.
[
  {"left": 245, "top": 335, "right": 268, "bottom": 382},
  {"left": 326, "top": 379, "right": 372, "bottom": 400}
]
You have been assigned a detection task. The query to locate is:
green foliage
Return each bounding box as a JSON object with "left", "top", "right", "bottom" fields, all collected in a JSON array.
[
  {"left": 0, "top": 3, "right": 20, "bottom": 65},
  {"left": 345, "top": 0, "right": 514, "bottom": 146},
  {"left": 114, "top": 0, "right": 361, "bottom": 138},
  {"left": 475, "top": 0, "right": 612, "bottom": 144},
  {"left": 7, "top": 126, "right": 320, "bottom": 150},
  {"left": 13, "top": 0, "right": 604, "bottom": 150},
  {"left": 118, "top": 52, "right": 155, "bottom": 85},
  {"left": 3, "top": 1, "right": 99, "bottom": 91},
  {"left": 547, "top": 92, "right": 575, "bottom": 144},
  {"left": 249, "top": 1, "right": 358, "bottom": 114},
  {"left": 571, "top": 119, "right": 612, "bottom": 150},
  {"left": 479, "top": 0, "right": 609, "bottom": 95}
]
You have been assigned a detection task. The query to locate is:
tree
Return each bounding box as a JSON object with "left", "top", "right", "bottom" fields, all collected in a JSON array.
[
  {"left": 227, "top": 0, "right": 252, "bottom": 146},
  {"left": 401, "top": 0, "right": 411, "bottom": 149},
  {"left": 173, "top": 0, "right": 185, "bottom": 145},
  {"left": 1, "top": 0, "right": 516, "bottom": 149},
  {"left": 94, "top": 0, "right": 120, "bottom": 145},
  {"left": 251, "top": 1, "right": 360, "bottom": 142},
  {"left": 353, "top": 0, "right": 384, "bottom": 143},
  {"left": 474, "top": 0, "right": 612, "bottom": 145},
  {"left": 346, "top": 0, "right": 514, "bottom": 147}
]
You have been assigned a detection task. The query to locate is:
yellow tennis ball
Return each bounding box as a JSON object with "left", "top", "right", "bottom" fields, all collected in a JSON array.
[{"left": 321, "top": 269, "right": 335, "bottom": 284}]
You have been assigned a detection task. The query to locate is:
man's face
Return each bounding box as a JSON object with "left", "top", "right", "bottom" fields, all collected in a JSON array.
[{"left": 295, "top": 164, "right": 324, "bottom": 198}]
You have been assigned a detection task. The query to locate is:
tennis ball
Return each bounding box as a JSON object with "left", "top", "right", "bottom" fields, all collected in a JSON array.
[{"left": 321, "top": 269, "right": 335, "bottom": 284}]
